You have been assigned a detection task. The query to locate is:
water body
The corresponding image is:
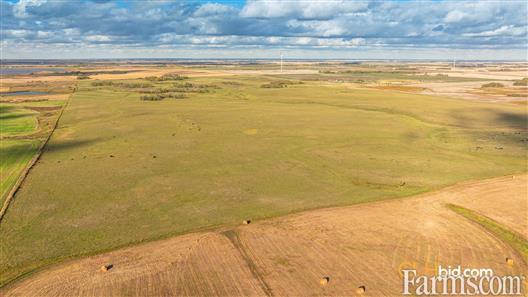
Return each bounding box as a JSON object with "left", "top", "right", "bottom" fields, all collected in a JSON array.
[
  {"left": 0, "top": 67, "right": 66, "bottom": 75},
  {"left": 0, "top": 91, "right": 50, "bottom": 96}
]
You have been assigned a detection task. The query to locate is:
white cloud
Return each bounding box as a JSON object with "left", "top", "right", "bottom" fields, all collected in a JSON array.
[
  {"left": 194, "top": 3, "right": 236, "bottom": 17},
  {"left": 463, "top": 25, "right": 526, "bottom": 37},
  {"left": 240, "top": 0, "right": 368, "bottom": 19},
  {"left": 36, "top": 30, "right": 52, "bottom": 38},
  {"left": 85, "top": 35, "right": 112, "bottom": 42},
  {"left": 1, "top": 0, "right": 526, "bottom": 59},
  {"left": 5, "top": 29, "right": 31, "bottom": 38},
  {"left": 444, "top": 10, "right": 468, "bottom": 23},
  {"left": 13, "top": 0, "right": 46, "bottom": 18}
]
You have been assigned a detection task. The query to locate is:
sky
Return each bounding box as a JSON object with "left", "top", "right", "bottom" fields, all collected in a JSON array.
[{"left": 1, "top": 0, "right": 527, "bottom": 60}]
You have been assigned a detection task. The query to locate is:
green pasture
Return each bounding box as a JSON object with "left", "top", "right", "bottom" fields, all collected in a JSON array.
[
  {"left": 0, "top": 75, "right": 526, "bottom": 286},
  {"left": 0, "top": 140, "right": 40, "bottom": 206},
  {"left": 0, "top": 100, "right": 66, "bottom": 205},
  {"left": 0, "top": 104, "right": 38, "bottom": 136}
]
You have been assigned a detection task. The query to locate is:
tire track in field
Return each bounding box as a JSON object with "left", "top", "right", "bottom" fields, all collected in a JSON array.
[{"left": 222, "top": 229, "right": 274, "bottom": 297}]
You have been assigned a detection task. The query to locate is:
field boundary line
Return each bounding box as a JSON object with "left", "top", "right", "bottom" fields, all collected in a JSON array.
[
  {"left": 446, "top": 203, "right": 528, "bottom": 264},
  {"left": 0, "top": 86, "right": 76, "bottom": 224},
  {"left": 0, "top": 173, "right": 525, "bottom": 288}
]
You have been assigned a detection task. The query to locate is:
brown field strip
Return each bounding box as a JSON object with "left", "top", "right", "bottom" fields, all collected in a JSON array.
[{"left": 2, "top": 174, "right": 527, "bottom": 296}]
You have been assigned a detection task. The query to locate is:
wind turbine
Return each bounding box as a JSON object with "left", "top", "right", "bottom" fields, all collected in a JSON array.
[{"left": 280, "top": 51, "right": 283, "bottom": 73}]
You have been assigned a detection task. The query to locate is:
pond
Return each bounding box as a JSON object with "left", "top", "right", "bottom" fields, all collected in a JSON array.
[
  {"left": 0, "top": 91, "right": 50, "bottom": 96},
  {"left": 0, "top": 67, "right": 66, "bottom": 75}
]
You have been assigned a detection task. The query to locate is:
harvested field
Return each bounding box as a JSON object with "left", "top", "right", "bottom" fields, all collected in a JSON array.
[
  {"left": 0, "top": 76, "right": 78, "bottom": 84},
  {"left": 428, "top": 70, "right": 527, "bottom": 80},
  {"left": 2, "top": 174, "right": 526, "bottom": 296},
  {"left": 445, "top": 175, "right": 528, "bottom": 237},
  {"left": 90, "top": 67, "right": 218, "bottom": 80},
  {"left": 419, "top": 81, "right": 528, "bottom": 102},
  {"left": 222, "top": 69, "right": 318, "bottom": 75}
]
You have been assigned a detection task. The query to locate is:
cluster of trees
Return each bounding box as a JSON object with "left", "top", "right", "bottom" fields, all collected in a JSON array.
[
  {"left": 91, "top": 81, "right": 153, "bottom": 88},
  {"left": 139, "top": 83, "right": 219, "bottom": 95},
  {"left": 513, "top": 78, "right": 528, "bottom": 86},
  {"left": 172, "top": 82, "right": 219, "bottom": 92},
  {"left": 261, "top": 80, "right": 303, "bottom": 88},
  {"left": 481, "top": 82, "right": 504, "bottom": 88},
  {"left": 140, "top": 93, "right": 187, "bottom": 101},
  {"left": 145, "top": 73, "right": 188, "bottom": 81}
]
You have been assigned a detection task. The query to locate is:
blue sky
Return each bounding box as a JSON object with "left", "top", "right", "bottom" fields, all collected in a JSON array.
[{"left": 1, "top": 0, "right": 527, "bottom": 60}]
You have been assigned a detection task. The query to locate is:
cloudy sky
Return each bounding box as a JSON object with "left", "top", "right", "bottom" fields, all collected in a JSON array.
[{"left": 1, "top": 0, "right": 527, "bottom": 60}]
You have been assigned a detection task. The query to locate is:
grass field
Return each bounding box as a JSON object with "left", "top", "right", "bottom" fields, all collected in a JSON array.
[
  {"left": 0, "top": 100, "right": 67, "bottom": 205},
  {"left": 0, "top": 105, "right": 39, "bottom": 136},
  {"left": 0, "top": 140, "right": 40, "bottom": 205},
  {"left": 0, "top": 74, "right": 526, "bottom": 286}
]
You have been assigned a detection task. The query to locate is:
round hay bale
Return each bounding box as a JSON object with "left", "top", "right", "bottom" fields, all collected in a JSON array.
[
  {"left": 242, "top": 219, "right": 251, "bottom": 225},
  {"left": 100, "top": 264, "right": 113, "bottom": 272},
  {"left": 356, "top": 285, "right": 366, "bottom": 294},
  {"left": 319, "top": 276, "right": 330, "bottom": 286},
  {"left": 506, "top": 257, "right": 514, "bottom": 266}
]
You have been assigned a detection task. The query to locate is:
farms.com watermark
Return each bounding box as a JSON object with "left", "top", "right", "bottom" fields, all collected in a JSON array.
[{"left": 402, "top": 265, "right": 525, "bottom": 295}]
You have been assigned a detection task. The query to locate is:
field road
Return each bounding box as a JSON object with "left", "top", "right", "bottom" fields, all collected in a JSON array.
[{"left": 2, "top": 174, "right": 527, "bottom": 296}]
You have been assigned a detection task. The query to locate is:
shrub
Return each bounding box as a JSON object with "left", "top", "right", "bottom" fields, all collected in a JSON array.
[
  {"left": 91, "top": 81, "right": 114, "bottom": 87},
  {"left": 91, "top": 81, "right": 152, "bottom": 88},
  {"left": 145, "top": 73, "right": 188, "bottom": 81},
  {"left": 513, "top": 78, "right": 528, "bottom": 86},
  {"left": 117, "top": 82, "right": 153, "bottom": 88},
  {"left": 261, "top": 82, "right": 288, "bottom": 88},
  {"left": 140, "top": 93, "right": 186, "bottom": 101},
  {"left": 482, "top": 82, "right": 504, "bottom": 88},
  {"left": 261, "top": 80, "right": 303, "bottom": 88},
  {"left": 140, "top": 94, "right": 164, "bottom": 101}
]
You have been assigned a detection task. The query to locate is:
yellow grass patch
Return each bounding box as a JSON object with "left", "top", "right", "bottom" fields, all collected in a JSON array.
[{"left": 243, "top": 128, "right": 258, "bottom": 135}]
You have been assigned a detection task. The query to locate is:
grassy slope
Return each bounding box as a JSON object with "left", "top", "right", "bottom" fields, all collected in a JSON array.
[
  {"left": 0, "top": 101, "right": 66, "bottom": 205},
  {"left": 0, "top": 76, "right": 526, "bottom": 286},
  {"left": 0, "top": 104, "right": 38, "bottom": 136},
  {"left": 0, "top": 140, "right": 40, "bottom": 205},
  {"left": 1, "top": 104, "right": 40, "bottom": 205}
]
